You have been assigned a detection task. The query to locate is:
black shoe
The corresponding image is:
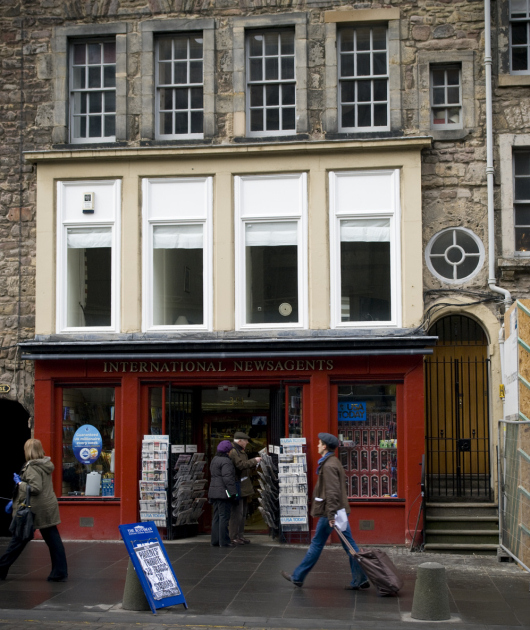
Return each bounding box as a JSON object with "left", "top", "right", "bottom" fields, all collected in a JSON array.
[
  {"left": 47, "top": 576, "right": 68, "bottom": 582},
  {"left": 221, "top": 543, "right": 236, "bottom": 548},
  {"left": 280, "top": 570, "right": 302, "bottom": 587},
  {"left": 345, "top": 580, "right": 370, "bottom": 590},
  {"left": 232, "top": 538, "right": 245, "bottom": 545},
  {"left": 238, "top": 536, "right": 251, "bottom": 544}
]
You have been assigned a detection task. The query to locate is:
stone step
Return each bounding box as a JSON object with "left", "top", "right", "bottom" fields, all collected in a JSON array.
[
  {"left": 426, "top": 529, "right": 499, "bottom": 536},
  {"left": 423, "top": 543, "right": 499, "bottom": 552},
  {"left": 425, "top": 517, "right": 499, "bottom": 531},
  {"left": 425, "top": 503, "right": 498, "bottom": 518},
  {"left": 425, "top": 529, "right": 499, "bottom": 545}
]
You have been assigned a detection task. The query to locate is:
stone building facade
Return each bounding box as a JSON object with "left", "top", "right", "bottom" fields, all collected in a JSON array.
[{"left": 0, "top": 0, "right": 527, "bottom": 540}]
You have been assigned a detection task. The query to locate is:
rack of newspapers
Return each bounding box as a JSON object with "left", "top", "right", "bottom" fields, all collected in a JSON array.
[
  {"left": 171, "top": 450, "right": 207, "bottom": 528},
  {"left": 257, "top": 447, "right": 280, "bottom": 538},
  {"left": 278, "top": 437, "right": 309, "bottom": 533},
  {"left": 139, "top": 435, "right": 169, "bottom": 528}
]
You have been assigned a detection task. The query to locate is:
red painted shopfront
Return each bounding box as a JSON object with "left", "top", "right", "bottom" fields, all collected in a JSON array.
[{"left": 26, "top": 336, "right": 433, "bottom": 544}]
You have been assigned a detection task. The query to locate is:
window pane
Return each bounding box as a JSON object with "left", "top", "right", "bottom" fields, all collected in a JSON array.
[
  {"left": 515, "top": 227, "right": 530, "bottom": 251},
  {"left": 374, "top": 79, "right": 387, "bottom": 101},
  {"left": 190, "top": 37, "right": 203, "bottom": 59},
  {"left": 288, "top": 385, "right": 302, "bottom": 438},
  {"left": 447, "top": 107, "right": 460, "bottom": 124},
  {"left": 73, "top": 116, "right": 86, "bottom": 139},
  {"left": 447, "top": 69, "right": 460, "bottom": 85},
  {"left": 250, "top": 108, "right": 263, "bottom": 132},
  {"left": 457, "top": 255, "right": 481, "bottom": 279},
  {"left": 282, "top": 83, "right": 295, "bottom": 105},
  {"left": 357, "top": 54, "right": 370, "bottom": 76},
  {"left": 281, "top": 57, "right": 294, "bottom": 80},
  {"left": 88, "top": 66, "right": 101, "bottom": 88},
  {"left": 374, "top": 104, "right": 387, "bottom": 127},
  {"left": 73, "top": 67, "right": 85, "bottom": 90},
  {"left": 447, "top": 87, "right": 459, "bottom": 104},
  {"left": 342, "top": 104, "right": 355, "bottom": 128},
  {"left": 282, "top": 107, "right": 295, "bottom": 130},
  {"left": 62, "top": 388, "right": 115, "bottom": 497},
  {"left": 250, "top": 85, "right": 263, "bottom": 107},
  {"left": 104, "top": 115, "right": 115, "bottom": 137},
  {"left": 88, "top": 43, "right": 101, "bottom": 64},
  {"left": 74, "top": 92, "right": 86, "bottom": 115},
  {"left": 175, "top": 112, "right": 188, "bottom": 134},
  {"left": 158, "top": 38, "right": 172, "bottom": 61},
  {"left": 160, "top": 88, "right": 173, "bottom": 111},
  {"left": 373, "top": 52, "right": 387, "bottom": 75},
  {"left": 104, "top": 91, "right": 116, "bottom": 113},
  {"left": 67, "top": 230, "right": 111, "bottom": 327},
  {"left": 432, "top": 109, "right": 447, "bottom": 124},
  {"left": 281, "top": 32, "right": 294, "bottom": 55},
  {"left": 190, "top": 61, "right": 203, "bottom": 84},
  {"left": 174, "top": 37, "right": 187, "bottom": 60},
  {"left": 340, "top": 54, "right": 354, "bottom": 77},
  {"left": 266, "top": 84, "right": 279, "bottom": 106},
  {"left": 372, "top": 27, "right": 387, "bottom": 50},
  {"left": 89, "top": 92, "right": 102, "bottom": 113},
  {"left": 515, "top": 176, "right": 530, "bottom": 200},
  {"left": 191, "top": 87, "right": 203, "bottom": 109},
  {"left": 358, "top": 104, "right": 371, "bottom": 127},
  {"left": 356, "top": 28, "right": 371, "bottom": 51},
  {"left": 191, "top": 111, "right": 203, "bottom": 134},
  {"left": 341, "top": 81, "right": 355, "bottom": 103},
  {"left": 264, "top": 33, "right": 278, "bottom": 56},
  {"left": 158, "top": 62, "right": 172, "bottom": 84},
  {"left": 88, "top": 116, "right": 102, "bottom": 137},
  {"left": 514, "top": 153, "right": 530, "bottom": 175},
  {"left": 431, "top": 230, "right": 454, "bottom": 254},
  {"left": 103, "top": 42, "right": 116, "bottom": 64},
  {"left": 153, "top": 226, "right": 204, "bottom": 326},
  {"left": 249, "top": 34, "right": 263, "bottom": 57},
  {"left": 175, "top": 88, "right": 188, "bottom": 110},
  {"left": 512, "top": 23, "right": 528, "bottom": 45},
  {"left": 160, "top": 112, "right": 173, "bottom": 135},
  {"left": 341, "top": 240, "right": 391, "bottom": 321},
  {"left": 515, "top": 204, "right": 530, "bottom": 225},
  {"left": 431, "top": 256, "right": 455, "bottom": 280},
  {"left": 174, "top": 62, "right": 187, "bottom": 84},
  {"left": 432, "top": 88, "right": 445, "bottom": 105},
  {"left": 73, "top": 44, "right": 86, "bottom": 65},
  {"left": 103, "top": 65, "right": 116, "bottom": 88},
  {"left": 250, "top": 58, "right": 263, "bottom": 81},
  {"left": 512, "top": 47, "right": 528, "bottom": 71},
  {"left": 266, "top": 107, "right": 280, "bottom": 130},
  {"left": 265, "top": 57, "right": 278, "bottom": 80},
  {"left": 341, "top": 29, "right": 354, "bottom": 52},
  {"left": 357, "top": 81, "right": 371, "bottom": 102},
  {"left": 246, "top": 225, "right": 298, "bottom": 324}
]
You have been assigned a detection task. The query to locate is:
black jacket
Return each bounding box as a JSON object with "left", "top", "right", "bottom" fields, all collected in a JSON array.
[{"left": 208, "top": 452, "right": 238, "bottom": 500}]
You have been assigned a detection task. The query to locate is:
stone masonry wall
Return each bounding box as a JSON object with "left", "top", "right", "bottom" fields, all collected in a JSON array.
[{"left": 0, "top": 0, "right": 521, "bottom": 414}]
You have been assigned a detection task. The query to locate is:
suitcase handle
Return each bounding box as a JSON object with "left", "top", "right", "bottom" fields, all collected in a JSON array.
[{"left": 334, "top": 525, "right": 358, "bottom": 557}]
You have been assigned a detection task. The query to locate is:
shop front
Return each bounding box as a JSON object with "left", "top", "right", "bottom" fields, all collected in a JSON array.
[{"left": 24, "top": 335, "right": 434, "bottom": 543}]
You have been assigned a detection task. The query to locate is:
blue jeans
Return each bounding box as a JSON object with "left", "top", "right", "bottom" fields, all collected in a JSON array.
[{"left": 291, "top": 517, "right": 368, "bottom": 587}]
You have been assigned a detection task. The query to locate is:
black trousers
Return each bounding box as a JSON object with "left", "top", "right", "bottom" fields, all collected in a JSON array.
[
  {"left": 229, "top": 496, "right": 248, "bottom": 540},
  {"left": 0, "top": 525, "right": 68, "bottom": 580},
  {"left": 210, "top": 499, "right": 232, "bottom": 547}
]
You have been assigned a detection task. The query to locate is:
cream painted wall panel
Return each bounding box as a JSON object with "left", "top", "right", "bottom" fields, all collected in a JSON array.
[
  {"left": 308, "top": 168, "right": 329, "bottom": 329},
  {"left": 334, "top": 170, "right": 396, "bottom": 214},
  {"left": 35, "top": 169, "right": 56, "bottom": 335},
  {"left": 60, "top": 180, "right": 118, "bottom": 223},
  {"left": 239, "top": 173, "right": 305, "bottom": 218},
  {"left": 214, "top": 172, "right": 234, "bottom": 331},
  {"left": 122, "top": 171, "right": 140, "bottom": 333},
  {"left": 145, "top": 177, "right": 211, "bottom": 221}
]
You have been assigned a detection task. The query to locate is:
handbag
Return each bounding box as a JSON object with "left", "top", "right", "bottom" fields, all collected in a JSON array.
[{"left": 9, "top": 485, "right": 35, "bottom": 542}]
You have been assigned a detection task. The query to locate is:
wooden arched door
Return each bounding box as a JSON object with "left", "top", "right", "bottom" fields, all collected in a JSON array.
[{"left": 425, "top": 315, "right": 492, "bottom": 500}]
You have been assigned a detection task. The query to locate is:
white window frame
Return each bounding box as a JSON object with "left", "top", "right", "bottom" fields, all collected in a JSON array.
[
  {"left": 425, "top": 227, "right": 485, "bottom": 284},
  {"left": 155, "top": 32, "right": 205, "bottom": 140},
  {"left": 56, "top": 180, "right": 121, "bottom": 333},
  {"left": 510, "top": 0, "right": 530, "bottom": 75},
  {"left": 337, "top": 25, "right": 390, "bottom": 133},
  {"left": 329, "top": 170, "right": 401, "bottom": 329},
  {"left": 234, "top": 173, "right": 308, "bottom": 331},
  {"left": 69, "top": 39, "right": 117, "bottom": 144},
  {"left": 245, "top": 29, "right": 297, "bottom": 137},
  {"left": 430, "top": 64, "right": 463, "bottom": 130},
  {"left": 142, "top": 177, "right": 213, "bottom": 332}
]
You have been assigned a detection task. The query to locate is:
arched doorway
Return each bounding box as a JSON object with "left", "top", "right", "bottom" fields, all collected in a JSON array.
[
  {"left": 0, "top": 400, "right": 31, "bottom": 536},
  {"left": 425, "top": 315, "right": 492, "bottom": 500}
]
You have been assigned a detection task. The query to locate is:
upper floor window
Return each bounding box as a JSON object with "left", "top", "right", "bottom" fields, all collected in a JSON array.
[
  {"left": 329, "top": 170, "right": 401, "bottom": 327},
  {"left": 246, "top": 30, "right": 296, "bottom": 136},
  {"left": 142, "top": 178, "right": 213, "bottom": 331},
  {"left": 234, "top": 174, "right": 307, "bottom": 329},
  {"left": 426, "top": 228, "right": 484, "bottom": 283},
  {"left": 511, "top": 0, "right": 530, "bottom": 73},
  {"left": 431, "top": 65, "right": 462, "bottom": 129},
  {"left": 338, "top": 25, "right": 389, "bottom": 132},
  {"left": 514, "top": 151, "right": 530, "bottom": 252},
  {"left": 156, "top": 34, "right": 204, "bottom": 139},
  {"left": 56, "top": 180, "right": 121, "bottom": 332},
  {"left": 70, "top": 41, "right": 116, "bottom": 143}
]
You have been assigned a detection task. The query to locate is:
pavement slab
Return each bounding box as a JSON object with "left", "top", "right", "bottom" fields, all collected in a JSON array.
[{"left": 0, "top": 535, "right": 528, "bottom": 630}]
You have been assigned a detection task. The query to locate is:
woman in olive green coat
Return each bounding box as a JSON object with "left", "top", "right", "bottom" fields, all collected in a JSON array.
[{"left": 0, "top": 439, "right": 68, "bottom": 582}]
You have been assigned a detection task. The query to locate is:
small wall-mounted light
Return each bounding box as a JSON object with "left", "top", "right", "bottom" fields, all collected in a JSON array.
[{"left": 82, "top": 192, "right": 95, "bottom": 214}]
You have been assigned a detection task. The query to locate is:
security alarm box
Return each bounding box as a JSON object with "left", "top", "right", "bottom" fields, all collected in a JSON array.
[{"left": 82, "top": 192, "right": 95, "bottom": 213}]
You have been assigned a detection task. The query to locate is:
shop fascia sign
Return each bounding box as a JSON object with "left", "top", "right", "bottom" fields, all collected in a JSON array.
[{"left": 103, "top": 358, "right": 335, "bottom": 374}]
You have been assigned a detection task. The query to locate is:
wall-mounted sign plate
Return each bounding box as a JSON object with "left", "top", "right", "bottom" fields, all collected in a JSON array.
[{"left": 0, "top": 384, "right": 11, "bottom": 394}]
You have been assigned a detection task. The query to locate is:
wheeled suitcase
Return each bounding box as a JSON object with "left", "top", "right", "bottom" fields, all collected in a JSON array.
[{"left": 334, "top": 526, "right": 403, "bottom": 597}]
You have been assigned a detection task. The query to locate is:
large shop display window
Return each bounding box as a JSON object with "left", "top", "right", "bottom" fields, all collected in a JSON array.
[
  {"left": 62, "top": 388, "right": 116, "bottom": 497},
  {"left": 56, "top": 180, "right": 121, "bottom": 333},
  {"left": 142, "top": 177, "right": 213, "bottom": 331},
  {"left": 337, "top": 384, "right": 397, "bottom": 499},
  {"left": 329, "top": 170, "right": 401, "bottom": 328},
  {"left": 234, "top": 173, "right": 308, "bottom": 329}
]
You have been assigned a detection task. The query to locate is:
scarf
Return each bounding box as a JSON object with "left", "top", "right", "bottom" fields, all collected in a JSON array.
[{"left": 316, "top": 451, "right": 333, "bottom": 476}]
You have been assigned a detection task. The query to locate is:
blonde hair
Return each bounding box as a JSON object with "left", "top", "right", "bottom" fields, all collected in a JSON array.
[{"left": 24, "top": 438, "right": 45, "bottom": 461}]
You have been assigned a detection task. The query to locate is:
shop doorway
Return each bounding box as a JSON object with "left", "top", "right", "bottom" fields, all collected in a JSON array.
[
  {"left": 425, "top": 315, "right": 492, "bottom": 500},
  {"left": 0, "top": 399, "right": 31, "bottom": 537}
]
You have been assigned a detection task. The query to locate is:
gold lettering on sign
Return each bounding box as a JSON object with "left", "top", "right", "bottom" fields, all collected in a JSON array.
[{"left": 102, "top": 358, "right": 334, "bottom": 373}]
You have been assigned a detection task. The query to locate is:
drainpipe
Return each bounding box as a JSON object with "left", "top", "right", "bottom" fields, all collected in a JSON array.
[{"left": 485, "top": 0, "right": 512, "bottom": 306}]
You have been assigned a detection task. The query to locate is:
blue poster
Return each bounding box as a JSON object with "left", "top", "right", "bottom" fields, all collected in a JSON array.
[
  {"left": 119, "top": 522, "right": 187, "bottom": 614},
  {"left": 338, "top": 402, "right": 366, "bottom": 422},
  {"left": 72, "top": 424, "right": 103, "bottom": 464}
]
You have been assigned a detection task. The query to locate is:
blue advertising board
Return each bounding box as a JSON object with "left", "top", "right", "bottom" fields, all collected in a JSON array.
[
  {"left": 119, "top": 522, "right": 187, "bottom": 614},
  {"left": 338, "top": 402, "right": 366, "bottom": 422},
  {"left": 72, "top": 424, "right": 103, "bottom": 464}
]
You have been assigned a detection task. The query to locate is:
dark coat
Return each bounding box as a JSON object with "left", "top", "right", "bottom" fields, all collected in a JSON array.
[
  {"left": 15, "top": 457, "right": 61, "bottom": 529},
  {"left": 310, "top": 454, "right": 351, "bottom": 521},
  {"left": 229, "top": 442, "right": 259, "bottom": 498},
  {"left": 208, "top": 452, "right": 238, "bottom": 500}
]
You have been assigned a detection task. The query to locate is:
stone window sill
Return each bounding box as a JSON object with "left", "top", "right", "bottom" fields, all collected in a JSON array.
[
  {"left": 498, "top": 74, "right": 530, "bottom": 87},
  {"left": 498, "top": 256, "right": 530, "bottom": 270}
]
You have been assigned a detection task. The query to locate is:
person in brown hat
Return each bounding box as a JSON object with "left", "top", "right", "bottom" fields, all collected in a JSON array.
[{"left": 229, "top": 431, "right": 261, "bottom": 545}]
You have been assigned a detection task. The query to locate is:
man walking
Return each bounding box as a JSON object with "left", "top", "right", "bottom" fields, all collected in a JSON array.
[
  {"left": 280, "top": 432, "right": 369, "bottom": 589},
  {"left": 229, "top": 431, "right": 261, "bottom": 545}
]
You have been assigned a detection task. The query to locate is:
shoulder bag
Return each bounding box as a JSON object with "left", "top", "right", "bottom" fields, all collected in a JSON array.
[{"left": 9, "top": 485, "right": 35, "bottom": 542}]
